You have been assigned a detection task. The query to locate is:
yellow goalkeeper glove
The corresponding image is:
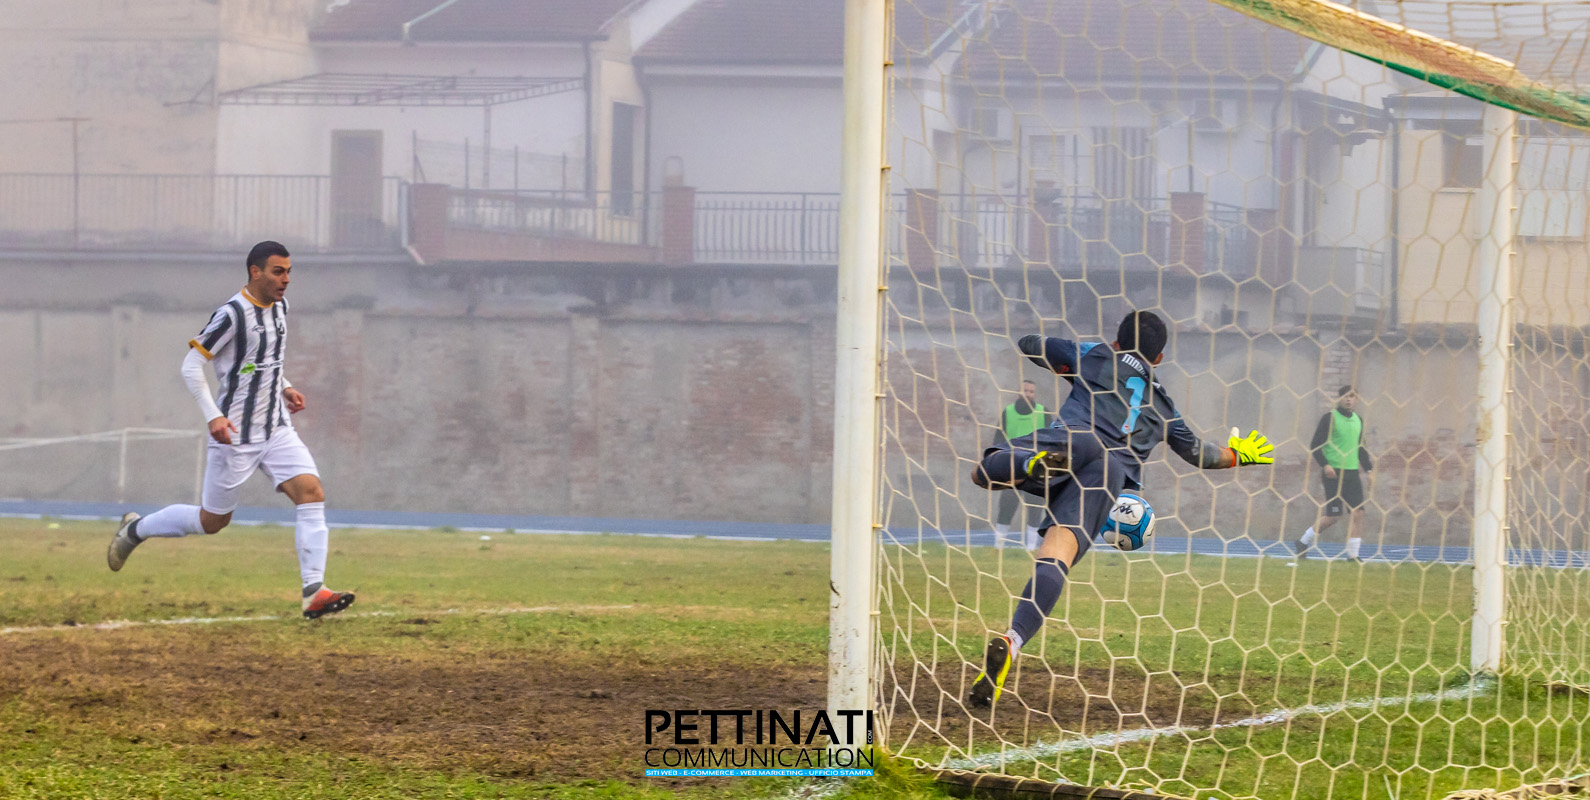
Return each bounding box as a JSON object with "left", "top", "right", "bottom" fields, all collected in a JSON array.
[
  {"left": 1227, "top": 427, "right": 1275, "bottom": 466},
  {"left": 1023, "top": 449, "right": 1069, "bottom": 478}
]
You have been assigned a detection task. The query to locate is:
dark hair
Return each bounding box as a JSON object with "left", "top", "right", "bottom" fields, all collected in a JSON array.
[
  {"left": 246, "top": 241, "right": 290, "bottom": 273},
  {"left": 1116, "top": 311, "right": 1168, "bottom": 361},
  {"left": 1338, "top": 385, "right": 1355, "bottom": 397},
  {"left": 1021, "top": 379, "right": 1037, "bottom": 387}
]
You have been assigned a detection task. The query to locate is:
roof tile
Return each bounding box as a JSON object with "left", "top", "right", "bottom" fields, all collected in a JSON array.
[
  {"left": 637, "top": 0, "right": 1308, "bottom": 81},
  {"left": 313, "top": 0, "right": 632, "bottom": 43},
  {"left": 636, "top": 0, "right": 951, "bottom": 65},
  {"left": 957, "top": 0, "right": 1311, "bottom": 82}
]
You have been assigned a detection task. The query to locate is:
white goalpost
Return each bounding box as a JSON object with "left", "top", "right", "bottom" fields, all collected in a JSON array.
[
  {"left": 829, "top": 0, "right": 889, "bottom": 724},
  {"left": 1470, "top": 103, "right": 1515, "bottom": 676}
]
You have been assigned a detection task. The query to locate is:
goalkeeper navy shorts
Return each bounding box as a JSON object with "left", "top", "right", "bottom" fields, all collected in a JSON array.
[
  {"left": 1321, "top": 469, "right": 1365, "bottom": 516},
  {"left": 985, "top": 426, "right": 1130, "bottom": 559}
]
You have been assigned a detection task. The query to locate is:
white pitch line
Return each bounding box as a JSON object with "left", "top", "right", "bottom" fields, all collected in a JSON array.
[
  {"left": 944, "top": 676, "right": 1496, "bottom": 771},
  {"left": 778, "top": 778, "right": 847, "bottom": 800},
  {"left": 0, "top": 604, "right": 634, "bottom": 637}
]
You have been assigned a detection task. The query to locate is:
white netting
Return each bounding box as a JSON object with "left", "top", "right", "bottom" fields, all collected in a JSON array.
[
  {"left": 0, "top": 429, "right": 205, "bottom": 507},
  {"left": 871, "top": 0, "right": 1590, "bottom": 797}
]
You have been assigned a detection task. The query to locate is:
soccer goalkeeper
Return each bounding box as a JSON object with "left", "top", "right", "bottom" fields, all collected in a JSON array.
[{"left": 967, "top": 311, "right": 1274, "bottom": 707}]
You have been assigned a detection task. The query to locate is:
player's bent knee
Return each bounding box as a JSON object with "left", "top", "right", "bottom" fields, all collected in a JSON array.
[
  {"left": 280, "top": 474, "right": 325, "bottom": 505},
  {"left": 1036, "top": 526, "right": 1085, "bottom": 565},
  {"left": 972, "top": 456, "right": 1019, "bottom": 490},
  {"left": 971, "top": 465, "right": 991, "bottom": 489},
  {"left": 200, "top": 511, "right": 232, "bottom": 535}
]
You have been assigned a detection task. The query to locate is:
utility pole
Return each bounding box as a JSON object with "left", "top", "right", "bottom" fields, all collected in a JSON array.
[
  {"left": 0, "top": 117, "right": 89, "bottom": 246},
  {"left": 59, "top": 117, "right": 88, "bottom": 247}
]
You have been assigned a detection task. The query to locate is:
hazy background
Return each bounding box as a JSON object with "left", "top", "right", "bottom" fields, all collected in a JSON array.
[{"left": 0, "top": 0, "right": 1586, "bottom": 550}]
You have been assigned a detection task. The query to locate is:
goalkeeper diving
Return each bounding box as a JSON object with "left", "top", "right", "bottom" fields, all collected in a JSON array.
[{"left": 968, "top": 311, "right": 1274, "bottom": 708}]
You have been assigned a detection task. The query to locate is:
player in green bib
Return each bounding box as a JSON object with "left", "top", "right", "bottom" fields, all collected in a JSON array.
[
  {"left": 1293, "top": 385, "right": 1374, "bottom": 562},
  {"left": 992, "top": 380, "right": 1052, "bottom": 548}
]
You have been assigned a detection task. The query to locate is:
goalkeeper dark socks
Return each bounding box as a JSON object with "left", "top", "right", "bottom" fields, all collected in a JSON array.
[{"left": 1010, "top": 557, "right": 1068, "bottom": 645}]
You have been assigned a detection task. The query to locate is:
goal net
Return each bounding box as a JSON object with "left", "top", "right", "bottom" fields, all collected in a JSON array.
[
  {"left": 866, "top": 0, "right": 1590, "bottom": 797},
  {"left": 0, "top": 429, "right": 205, "bottom": 509}
]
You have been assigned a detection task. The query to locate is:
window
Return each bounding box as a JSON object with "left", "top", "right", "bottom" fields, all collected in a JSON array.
[
  {"left": 1517, "top": 136, "right": 1590, "bottom": 238},
  {"left": 1091, "top": 127, "right": 1155, "bottom": 200},
  {"left": 1441, "top": 129, "right": 1482, "bottom": 189},
  {"left": 1026, "top": 132, "right": 1082, "bottom": 199}
]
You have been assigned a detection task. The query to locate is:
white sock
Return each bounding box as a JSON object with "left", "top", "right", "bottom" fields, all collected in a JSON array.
[
  {"left": 1005, "top": 628, "right": 1025, "bottom": 651},
  {"left": 295, "top": 502, "right": 328, "bottom": 590},
  {"left": 1300, "top": 527, "right": 1317, "bottom": 546},
  {"left": 135, "top": 504, "right": 204, "bottom": 538},
  {"left": 994, "top": 522, "right": 1011, "bottom": 535},
  {"left": 1347, "top": 538, "right": 1363, "bottom": 559}
]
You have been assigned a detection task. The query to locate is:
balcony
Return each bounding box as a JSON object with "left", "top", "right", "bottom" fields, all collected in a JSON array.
[
  {"left": 0, "top": 176, "right": 1285, "bottom": 278},
  {"left": 413, "top": 188, "right": 1274, "bottom": 273},
  {"left": 691, "top": 192, "right": 847, "bottom": 265},
  {"left": 669, "top": 191, "right": 1270, "bottom": 273},
  {"left": 448, "top": 188, "right": 646, "bottom": 246},
  {"left": 1285, "top": 245, "right": 1388, "bottom": 318},
  {"left": 905, "top": 193, "right": 1275, "bottom": 277},
  {"left": 0, "top": 174, "right": 407, "bottom": 253}
]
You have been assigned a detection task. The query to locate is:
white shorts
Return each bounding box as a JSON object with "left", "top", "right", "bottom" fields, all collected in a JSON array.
[{"left": 201, "top": 427, "right": 320, "bottom": 515}]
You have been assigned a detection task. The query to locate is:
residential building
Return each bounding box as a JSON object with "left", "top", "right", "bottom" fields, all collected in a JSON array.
[{"left": 1371, "top": 0, "right": 1590, "bottom": 329}]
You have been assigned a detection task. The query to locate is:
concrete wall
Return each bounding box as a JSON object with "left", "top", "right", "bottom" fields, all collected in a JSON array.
[
  {"left": 0, "top": 256, "right": 842, "bottom": 523},
  {"left": 647, "top": 76, "right": 847, "bottom": 193},
  {"left": 0, "top": 0, "right": 320, "bottom": 176},
  {"left": 0, "top": 304, "right": 834, "bottom": 522},
  {"left": 0, "top": 0, "right": 224, "bottom": 174},
  {"left": 3, "top": 256, "right": 1583, "bottom": 552}
]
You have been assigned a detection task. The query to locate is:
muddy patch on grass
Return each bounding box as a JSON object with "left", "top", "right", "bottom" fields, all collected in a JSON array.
[
  {"left": 883, "top": 658, "right": 1272, "bottom": 753},
  {"left": 0, "top": 629, "right": 825, "bottom": 781},
  {"left": 0, "top": 624, "right": 1275, "bottom": 781}
]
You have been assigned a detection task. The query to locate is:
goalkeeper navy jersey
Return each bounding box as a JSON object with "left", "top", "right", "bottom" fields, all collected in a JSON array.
[{"left": 1017, "top": 335, "right": 1218, "bottom": 484}]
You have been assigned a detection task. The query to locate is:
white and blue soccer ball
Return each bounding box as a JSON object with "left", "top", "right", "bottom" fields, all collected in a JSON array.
[{"left": 1102, "top": 493, "right": 1155, "bottom": 552}]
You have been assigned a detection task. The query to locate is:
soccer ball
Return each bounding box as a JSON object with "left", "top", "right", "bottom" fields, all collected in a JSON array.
[{"left": 1102, "top": 493, "right": 1155, "bottom": 551}]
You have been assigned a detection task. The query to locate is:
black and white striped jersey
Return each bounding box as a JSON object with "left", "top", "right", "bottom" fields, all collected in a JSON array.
[{"left": 188, "top": 288, "right": 292, "bottom": 445}]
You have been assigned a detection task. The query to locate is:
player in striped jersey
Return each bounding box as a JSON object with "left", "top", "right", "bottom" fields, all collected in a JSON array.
[{"left": 106, "top": 241, "right": 354, "bottom": 619}]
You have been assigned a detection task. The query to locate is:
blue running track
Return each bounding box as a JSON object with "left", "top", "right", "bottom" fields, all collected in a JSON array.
[{"left": 4, "top": 500, "right": 1587, "bottom": 569}]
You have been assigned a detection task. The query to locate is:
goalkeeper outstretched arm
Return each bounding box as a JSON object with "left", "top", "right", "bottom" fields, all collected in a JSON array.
[
  {"left": 1167, "top": 417, "right": 1275, "bottom": 469},
  {"left": 1016, "top": 334, "right": 1084, "bottom": 375}
]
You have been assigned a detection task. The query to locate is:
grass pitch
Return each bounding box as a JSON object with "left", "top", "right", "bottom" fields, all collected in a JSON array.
[
  {"left": 880, "top": 539, "right": 1590, "bottom": 800},
  {"left": 1, "top": 519, "right": 1587, "bottom": 800},
  {"left": 0, "top": 519, "right": 913, "bottom": 800}
]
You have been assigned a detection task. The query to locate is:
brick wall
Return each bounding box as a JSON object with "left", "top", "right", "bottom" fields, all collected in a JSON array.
[{"left": 3, "top": 258, "right": 1574, "bottom": 547}]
